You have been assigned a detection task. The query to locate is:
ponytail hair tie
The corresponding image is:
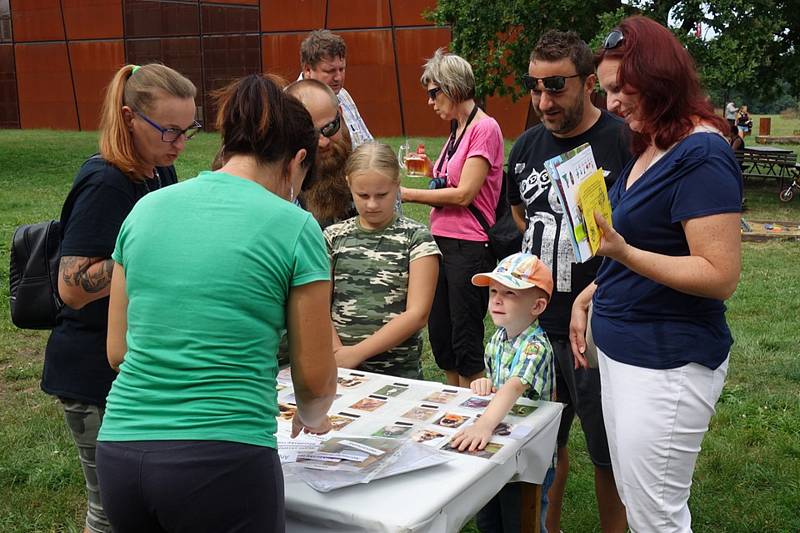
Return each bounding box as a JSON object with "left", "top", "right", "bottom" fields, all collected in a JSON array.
[{"left": 130, "top": 65, "right": 141, "bottom": 75}]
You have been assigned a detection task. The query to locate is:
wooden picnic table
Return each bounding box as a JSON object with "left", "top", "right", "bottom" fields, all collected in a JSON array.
[{"left": 736, "top": 146, "right": 798, "bottom": 189}]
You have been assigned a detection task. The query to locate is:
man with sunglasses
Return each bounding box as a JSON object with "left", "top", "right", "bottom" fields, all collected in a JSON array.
[
  {"left": 506, "top": 30, "right": 631, "bottom": 533},
  {"left": 286, "top": 79, "right": 355, "bottom": 230},
  {"left": 298, "top": 29, "right": 373, "bottom": 149}
]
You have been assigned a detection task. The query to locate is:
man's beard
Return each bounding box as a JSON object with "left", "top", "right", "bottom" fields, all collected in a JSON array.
[
  {"left": 534, "top": 91, "right": 584, "bottom": 136},
  {"left": 301, "top": 135, "right": 353, "bottom": 224}
]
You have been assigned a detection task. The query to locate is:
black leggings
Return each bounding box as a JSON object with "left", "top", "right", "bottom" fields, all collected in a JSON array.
[
  {"left": 428, "top": 236, "right": 494, "bottom": 377},
  {"left": 96, "top": 440, "right": 284, "bottom": 533}
]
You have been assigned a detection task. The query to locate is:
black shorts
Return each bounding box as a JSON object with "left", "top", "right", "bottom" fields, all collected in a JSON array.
[
  {"left": 96, "top": 440, "right": 284, "bottom": 533},
  {"left": 428, "top": 236, "right": 495, "bottom": 377},
  {"left": 552, "top": 337, "right": 612, "bottom": 468}
]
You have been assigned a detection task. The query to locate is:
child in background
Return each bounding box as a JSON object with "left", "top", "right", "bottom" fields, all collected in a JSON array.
[
  {"left": 450, "top": 252, "right": 556, "bottom": 533},
  {"left": 324, "top": 142, "right": 440, "bottom": 379}
]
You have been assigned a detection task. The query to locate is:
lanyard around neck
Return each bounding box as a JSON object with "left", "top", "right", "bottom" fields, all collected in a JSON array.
[{"left": 435, "top": 105, "right": 479, "bottom": 178}]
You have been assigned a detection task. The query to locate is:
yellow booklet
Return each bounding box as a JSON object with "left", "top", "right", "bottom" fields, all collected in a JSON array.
[{"left": 576, "top": 168, "right": 612, "bottom": 255}]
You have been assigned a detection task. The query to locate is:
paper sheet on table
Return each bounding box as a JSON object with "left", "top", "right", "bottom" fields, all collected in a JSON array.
[{"left": 289, "top": 437, "right": 452, "bottom": 492}]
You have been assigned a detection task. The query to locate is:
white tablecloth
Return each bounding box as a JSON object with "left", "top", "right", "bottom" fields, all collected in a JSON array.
[{"left": 282, "top": 370, "right": 563, "bottom": 533}]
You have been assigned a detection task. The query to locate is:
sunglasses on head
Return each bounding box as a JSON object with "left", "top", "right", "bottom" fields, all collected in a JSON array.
[
  {"left": 320, "top": 112, "right": 341, "bottom": 138},
  {"left": 602, "top": 29, "right": 624, "bottom": 50},
  {"left": 521, "top": 74, "right": 581, "bottom": 93},
  {"left": 427, "top": 87, "right": 442, "bottom": 100}
]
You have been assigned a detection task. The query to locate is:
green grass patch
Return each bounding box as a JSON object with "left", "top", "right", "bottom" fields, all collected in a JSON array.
[{"left": 1, "top": 127, "right": 798, "bottom": 532}]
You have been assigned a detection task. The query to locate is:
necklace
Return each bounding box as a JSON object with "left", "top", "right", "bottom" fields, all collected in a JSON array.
[{"left": 145, "top": 168, "right": 162, "bottom": 193}]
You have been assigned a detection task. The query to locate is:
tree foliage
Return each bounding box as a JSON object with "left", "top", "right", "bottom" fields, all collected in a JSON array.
[{"left": 428, "top": 0, "right": 800, "bottom": 108}]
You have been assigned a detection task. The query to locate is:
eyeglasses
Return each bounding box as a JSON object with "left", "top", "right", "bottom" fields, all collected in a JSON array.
[
  {"left": 427, "top": 87, "right": 442, "bottom": 100},
  {"left": 521, "top": 74, "right": 581, "bottom": 93},
  {"left": 135, "top": 111, "right": 201, "bottom": 143},
  {"left": 602, "top": 29, "right": 624, "bottom": 50},
  {"left": 320, "top": 112, "right": 341, "bottom": 138}
]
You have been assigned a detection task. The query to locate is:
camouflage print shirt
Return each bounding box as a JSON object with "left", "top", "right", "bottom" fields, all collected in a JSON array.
[{"left": 325, "top": 215, "right": 441, "bottom": 379}]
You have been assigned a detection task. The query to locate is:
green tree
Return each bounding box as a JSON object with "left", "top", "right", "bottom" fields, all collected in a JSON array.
[
  {"left": 429, "top": 0, "right": 800, "bottom": 107},
  {"left": 427, "top": 0, "right": 628, "bottom": 101}
]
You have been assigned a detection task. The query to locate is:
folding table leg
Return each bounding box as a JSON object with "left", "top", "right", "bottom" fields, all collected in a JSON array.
[{"left": 520, "top": 482, "right": 542, "bottom": 533}]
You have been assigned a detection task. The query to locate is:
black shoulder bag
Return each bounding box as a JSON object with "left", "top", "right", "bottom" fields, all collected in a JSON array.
[
  {"left": 9, "top": 156, "right": 98, "bottom": 329},
  {"left": 467, "top": 170, "right": 523, "bottom": 262}
]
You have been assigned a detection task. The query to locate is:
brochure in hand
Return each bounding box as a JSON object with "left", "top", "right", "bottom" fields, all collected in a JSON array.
[{"left": 544, "top": 143, "right": 612, "bottom": 262}]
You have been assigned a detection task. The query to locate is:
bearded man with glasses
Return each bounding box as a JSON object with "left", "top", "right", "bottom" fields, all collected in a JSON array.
[
  {"left": 505, "top": 30, "right": 631, "bottom": 533},
  {"left": 286, "top": 79, "right": 355, "bottom": 229}
]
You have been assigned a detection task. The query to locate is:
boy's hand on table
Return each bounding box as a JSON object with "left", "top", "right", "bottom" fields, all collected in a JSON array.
[
  {"left": 451, "top": 423, "right": 492, "bottom": 452},
  {"left": 470, "top": 378, "right": 495, "bottom": 396}
]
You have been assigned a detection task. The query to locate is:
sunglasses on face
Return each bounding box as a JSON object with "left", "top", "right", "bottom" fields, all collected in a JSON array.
[
  {"left": 427, "top": 87, "right": 442, "bottom": 100},
  {"left": 135, "top": 110, "right": 201, "bottom": 143},
  {"left": 521, "top": 74, "right": 581, "bottom": 93},
  {"left": 602, "top": 29, "right": 624, "bottom": 50},
  {"left": 320, "top": 112, "right": 341, "bottom": 138}
]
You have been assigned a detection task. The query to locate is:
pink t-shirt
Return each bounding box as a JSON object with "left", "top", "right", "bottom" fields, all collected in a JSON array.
[{"left": 430, "top": 117, "right": 504, "bottom": 241}]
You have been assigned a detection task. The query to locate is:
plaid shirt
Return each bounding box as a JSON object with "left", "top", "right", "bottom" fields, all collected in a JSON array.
[
  {"left": 337, "top": 88, "right": 373, "bottom": 149},
  {"left": 485, "top": 321, "right": 555, "bottom": 401}
]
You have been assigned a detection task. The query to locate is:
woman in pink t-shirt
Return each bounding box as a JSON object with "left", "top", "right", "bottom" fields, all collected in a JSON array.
[{"left": 401, "top": 49, "right": 504, "bottom": 387}]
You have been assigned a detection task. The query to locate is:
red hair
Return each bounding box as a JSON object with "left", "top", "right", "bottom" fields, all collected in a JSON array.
[{"left": 596, "top": 16, "right": 727, "bottom": 155}]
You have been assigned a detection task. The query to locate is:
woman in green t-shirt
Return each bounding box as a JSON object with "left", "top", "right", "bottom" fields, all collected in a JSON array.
[{"left": 96, "top": 75, "right": 338, "bottom": 533}]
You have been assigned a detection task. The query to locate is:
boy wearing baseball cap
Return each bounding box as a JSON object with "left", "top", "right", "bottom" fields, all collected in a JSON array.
[{"left": 450, "top": 252, "right": 556, "bottom": 532}]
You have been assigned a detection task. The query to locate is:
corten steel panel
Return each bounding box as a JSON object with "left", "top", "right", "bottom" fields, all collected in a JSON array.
[
  {"left": 126, "top": 37, "right": 203, "bottom": 110},
  {"left": 390, "top": 0, "right": 436, "bottom": 27},
  {"left": 9, "top": 0, "right": 65, "bottom": 42},
  {"left": 338, "top": 30, "right": 401, "bottom": 137},
  {"left": 203, "top": 0, "right": 257, "bottom": 4},
  {"left": 125, "top": 0, "right": 200, "bottom": 38},
  {"left": 261, "top": 32, "right": 306, "bottom": 82},
  {"left": 260, "top": 0, "right": 324, "bottom": 32},
  {"left": 15, "top": 43, "right": 78, "bottom": 129},
  {"left": 1, "top": 0, "right": 12, "bottom": 42},
  {"left": 202, "top": 4, "right": 259, "bottom": 34},
  {"left": 63, "top": 0, "right": 123, "bottom": 40},
  {"left": 69, "top": 40, "right": 125, "bottom": 131},
  {"left": 202, "top": 34, "right": 261, "bottom": 127},
  {"left": 0, "top": 44, "right": 19, "bottom": 127},
  {"left": 395, "top": 27, "right": 450, "bottom": 137},
  {"left": 327, "top": 0, "right": 390, "bottom": 29},
  {"left": 486, "top": 93, "right": 531, "bottom": 139}
]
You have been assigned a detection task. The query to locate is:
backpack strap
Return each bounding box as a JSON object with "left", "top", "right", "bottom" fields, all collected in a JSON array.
[{"left": 58, "top": 154, "right": 105, "bottom": 235}]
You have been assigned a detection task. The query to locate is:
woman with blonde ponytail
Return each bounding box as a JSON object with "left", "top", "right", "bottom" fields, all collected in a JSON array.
[{"left": 41, "top": 63, "right": 196, "bottom": 533}]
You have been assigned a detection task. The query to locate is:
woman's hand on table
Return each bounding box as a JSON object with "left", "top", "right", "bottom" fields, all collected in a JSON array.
[
  {"left": 470, "top": 378, "right": 495, "bottom": 396},
  {"left": 291, "top": 412, "right": 333, "bottom": 438}
]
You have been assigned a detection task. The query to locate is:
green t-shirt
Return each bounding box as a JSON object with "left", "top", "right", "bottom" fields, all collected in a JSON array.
[
  {"left": 324, "top": 215, "right": 440, "bottom": 379},
  {"left": 99, "top": 171, "right": 329, "bottom": 448}
]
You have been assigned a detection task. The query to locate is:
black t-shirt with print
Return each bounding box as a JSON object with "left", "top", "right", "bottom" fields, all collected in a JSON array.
[
  {"left": 42, "top": 157, "right": 177, "bottom": 406},
  {"left": 506, "top": 110, "right": 632, "bottom": 338}
]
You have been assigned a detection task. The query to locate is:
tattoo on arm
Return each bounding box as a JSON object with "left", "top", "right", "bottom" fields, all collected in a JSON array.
[{"left": 60, "top": 256, "right": 115, "bottom": 293}]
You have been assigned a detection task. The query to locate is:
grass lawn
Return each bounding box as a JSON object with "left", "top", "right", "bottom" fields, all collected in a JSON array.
[{"left": 1, "top": 127, "right": 799, "bottom": 532}]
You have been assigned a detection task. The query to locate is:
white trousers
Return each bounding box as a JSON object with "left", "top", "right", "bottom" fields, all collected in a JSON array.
[{"left": 598, "top": 349, "right": 729, "bottom": 533}]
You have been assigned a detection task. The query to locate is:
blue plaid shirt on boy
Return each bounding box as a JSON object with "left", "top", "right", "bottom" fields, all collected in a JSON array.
[{"left": 485, "top": 321, "right": 555, "bottom": 401}]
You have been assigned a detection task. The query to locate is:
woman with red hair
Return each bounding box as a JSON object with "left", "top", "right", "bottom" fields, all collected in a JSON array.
[{"left": 569, "top": 16, "right": 742, "bottom": 532}]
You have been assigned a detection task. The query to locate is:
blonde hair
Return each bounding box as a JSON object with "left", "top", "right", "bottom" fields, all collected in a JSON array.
[
  {"left": 345, "top": 142, "right": 401, "bottom": 185},
  {"left": 420, "top": 48, "right": 475, "bottom": 103},
  {"left": 99, "top": 64, "right": 196, "bottom": 178}
]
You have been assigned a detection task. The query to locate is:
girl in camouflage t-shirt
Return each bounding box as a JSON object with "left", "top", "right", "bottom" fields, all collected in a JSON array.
[{"left": 325, "top": 143, "right": 441, "bottom": 379}]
